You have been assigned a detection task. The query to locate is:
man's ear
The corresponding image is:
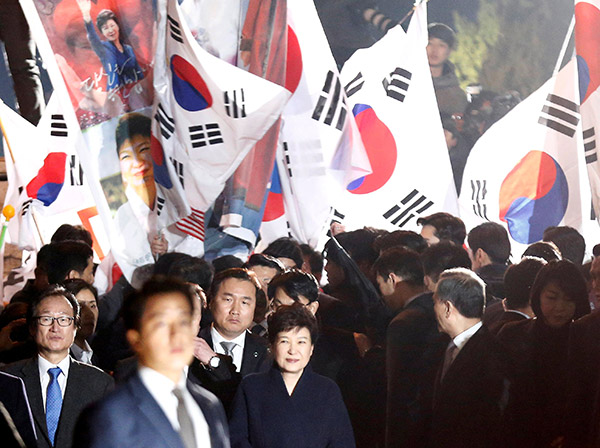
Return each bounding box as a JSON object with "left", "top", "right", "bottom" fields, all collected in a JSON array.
[
  {"left": 389, "top": 272, "right": 402, "bottom": 288},
  {"left": 126, "top": 329, "right": 141, "bottom": 353},
  {"left": 424, "top": 275, "right": 435, "bottom": 292},
  {"left": 306, "top": 301, "right": 319, "bottom": 316},
  {"left": 66, "top": 269, "right": 81, "bottom": 280}
]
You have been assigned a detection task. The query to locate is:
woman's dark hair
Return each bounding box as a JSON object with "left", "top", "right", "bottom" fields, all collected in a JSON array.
[
  {"left": 530, "top": 260, "right": 591, "bottom": 322},
  {"left": 263, "top": 237, "right": 304, "bottom": 269},
  {"left": 267, "top": 305, "right": 319, "bottom": 346},
  {"left": 96, "top": 9, "right": 119, "bottom": 36},
  {"left": 267, "top": 269, "right": 319, "bottom": 303},
  {"left": 63, "top": 278, "right": 98, "bottom": 301},
  {"left": 115, "top": 112, "right": 151, "bottom": 155},
  {"left": 245, "top": 254, "right": 285, "bottom": 273}
]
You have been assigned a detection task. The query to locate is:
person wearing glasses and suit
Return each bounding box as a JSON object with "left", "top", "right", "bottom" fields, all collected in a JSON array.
[{"left": 2, "top": 285, "right": 113, "bottom": 448}]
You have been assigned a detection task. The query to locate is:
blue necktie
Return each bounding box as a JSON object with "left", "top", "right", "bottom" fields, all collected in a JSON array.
[{"left": 46, "top": 367, "right": 63, "bottom": 446}]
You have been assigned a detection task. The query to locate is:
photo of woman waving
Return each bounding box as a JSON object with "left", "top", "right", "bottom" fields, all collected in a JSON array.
[{"left": 76, "top": 0, "right": 144, "bottom": 92}]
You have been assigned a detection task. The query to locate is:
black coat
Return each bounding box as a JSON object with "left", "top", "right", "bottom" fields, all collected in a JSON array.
[
  {"left": 385, "top": 292, "right": 447, "bottom": 448},
  {"left": 428, "top": 325, "right": 511, "bottom": 448},
  {"left": 229, "top": 366, "right": 355, "bottom": 448},
  {"left": 2, "top": 356, "right": 113, "bottom": 448},
  {"left": 0, "top": 371, "right": 37, "bottom": 448},
  {"left": 189, "top": 328, "right": 270, "bottom": 414},
  {"left": 565, "top": 310, "right": 600, "bottom": 448}
]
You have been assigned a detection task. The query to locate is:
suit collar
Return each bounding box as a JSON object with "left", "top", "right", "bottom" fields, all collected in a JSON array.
[{"left": 127, "top": 373, "right": 185, "bottom": 448}]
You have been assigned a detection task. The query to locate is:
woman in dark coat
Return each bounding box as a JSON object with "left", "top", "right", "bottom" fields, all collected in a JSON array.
[
  {"left": 498, "top": 260, "right": 591, "bottom": 448},
  {"left": 229, "top": 305, "right": 355, "bottom": 448}
]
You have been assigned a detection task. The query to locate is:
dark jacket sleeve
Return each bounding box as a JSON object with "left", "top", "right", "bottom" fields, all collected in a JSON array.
[
  {"left": 228, "top": 381, "right": 252, "bottom": 448},
  {"left": 327, "top": 381, "right": 356, "bottom": 448}
]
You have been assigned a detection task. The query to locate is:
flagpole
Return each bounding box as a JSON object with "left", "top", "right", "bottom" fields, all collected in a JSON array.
[{"left": 553, "top": 15, "right": 575, "bottom": 77}]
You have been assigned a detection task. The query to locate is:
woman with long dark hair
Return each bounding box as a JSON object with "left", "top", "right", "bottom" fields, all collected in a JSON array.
[{"left": 498, "top": 260, "right": 591, "bottom": 447}]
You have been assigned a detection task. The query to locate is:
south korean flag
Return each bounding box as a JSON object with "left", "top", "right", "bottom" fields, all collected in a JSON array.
[{"left": 153, "top": 0, "right": 291, "bottom": 239}]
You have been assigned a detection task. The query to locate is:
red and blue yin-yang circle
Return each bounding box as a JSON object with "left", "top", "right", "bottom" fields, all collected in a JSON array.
[
  {"left": 150, "top": 135, "right": 173, "bottom": 189},
  {"left": 499, "top": 151, "right": 568, "bottom": 244},
  {"left": 26, "top": 152, "right": 67, "bottom": 206},
  {"left": 170, "top": 55, "right": 213, "bottom": 112},
  {"left": 263, "top": 164, "right": 285, "bottom": 222},
  {"left": 575, "top": 2, "right": 600, "bottom": 104},
  {"left": 346, "top": 104, "right": 397, "bottom": 195}
]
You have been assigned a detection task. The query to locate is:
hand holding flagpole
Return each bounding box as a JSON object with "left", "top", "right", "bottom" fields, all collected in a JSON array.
[{"left": 0, "top": 205, "right": 15, "bottom": 252}]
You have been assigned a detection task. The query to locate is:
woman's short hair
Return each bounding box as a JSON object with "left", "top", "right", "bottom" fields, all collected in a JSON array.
[
  {"left": 530, "top": 260, "right": 590, "bottom": 321},
  {"left": 63, "top": 278, "right": 98, "bottom": 301},
  {"left": 115, "top": 112, "right": 151, "bottom": 154},
  {"left": 267, "top": 305, "right": 319, "bottom": 346},
  {"left": 96, "top": 9, "right": 119, "bottom": 34}
]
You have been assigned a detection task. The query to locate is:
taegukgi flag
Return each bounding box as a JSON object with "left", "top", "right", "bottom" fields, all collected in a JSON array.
[
  {"left": 458, "top": 58, "right": 587, "bottom": 255},
  {"left": 337, "top": 0, "right": 457, "bottom": 233}
]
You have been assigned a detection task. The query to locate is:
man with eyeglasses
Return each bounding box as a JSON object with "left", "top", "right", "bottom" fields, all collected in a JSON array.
[{"left": 2, "top": 286, "right": 113, "bottom": 448}]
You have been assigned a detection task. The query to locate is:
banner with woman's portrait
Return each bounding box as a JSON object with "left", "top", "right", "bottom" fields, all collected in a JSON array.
[{"left": 30, "top": 0, "right": 154, "bottom": 129}]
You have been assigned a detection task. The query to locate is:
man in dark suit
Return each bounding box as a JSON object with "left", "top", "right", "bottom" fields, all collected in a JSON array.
[
  {"left": 374, "top": 247, "right": 447, "bottom": 448},
  {"left": 0, "top": 371, "right": 37, "bottom": 447},
  {"left": 487, "top": 257, "right": 544, "bottom": 335},
  {"left": 2, "top": 286, "right": 113, "bottom": 448},
  {"left": 74, "top": 277, "right": 229, "bottom": 448},
  {"left": 189, "top": 268, "right": 270, "bottom": 413},
  {"left": 429, "top": 268, "right": 510, "bottom": 448}
]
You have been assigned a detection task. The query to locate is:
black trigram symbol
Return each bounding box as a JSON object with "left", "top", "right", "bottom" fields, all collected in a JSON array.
[
  {"left": 383, "top": 189, "right": 433, "bottom": 227},
  {"left": 167, "top": 15, "right": 184, "bottom": 44},
  {"left": 155, "top": 103, "right": 175, "bottom": 139},
  {"left": 591, "top": 200, "right": 596, "bottom": 221},
  {"left": 50, "top": 114, "right": 67, "bottom": 137},
  {"left": 331, "top": 208, "right": 345, "bottom": 224},
  {"left": 176, "top": 207, "right": 205, "bottom": 241},
  {"left": 282, "top": 140, "right": 326, "bottom": 180},
  {"left": 157, "top": 195, "right": 165, "bottom": 217},
  {"left": 189, "top": 123, "right": 223, "bottom": 148},
  {"left": 169, "top": 157, "right": 184, "bottom": 187},
  {"left": 224, "top": 89, "right": 246, "bottom": 118},
  {"left": 471, "top": 179, "right": 489, "bottom": 220},
  {"left": 69, "top": 155, "right": 84, "bottom": 186},
  {"left": 538, "top": 94, "right": 580, "bottom": 137},
  {"left": 286, "top": 220, "right": 292, "bottom": 238},
  {"left": 21, "top": 199, "right": 32, "bottom": 217},
  {"left": 344, "top": 72, "right": 364, "bottom": 98},
  {"left": 312, "top": 71, "right": 347, "bottom": 131},
  {"left": 584, "top": 127, "right": 597, "bottom": 164},
  {"left": 382, "top": 68, "right": 412, "bottom": 102}
]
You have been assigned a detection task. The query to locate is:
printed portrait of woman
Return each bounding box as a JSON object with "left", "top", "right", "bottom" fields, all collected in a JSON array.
[{"left": 76, "top": 0, "right": 144, "bottom": 108}]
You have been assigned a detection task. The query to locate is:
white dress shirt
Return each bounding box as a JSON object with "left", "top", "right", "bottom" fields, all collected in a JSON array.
[
  {"left": 452, "top": 321, "right": 483, "bottom": 353},
  {"left": 211, "top": 326, "right": 246, "bottom": 372},
  {"left": 138, "top": 367, "right": 211, "bottom": 447},
  {"left": 38, "top": 354, "right": 70, "bottom": 409},
  {"left": 70, "top": 340, "right": 94, "bottom": 364}
]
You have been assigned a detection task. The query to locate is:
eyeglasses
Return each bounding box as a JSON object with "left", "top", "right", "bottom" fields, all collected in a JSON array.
[{"left": 34, "top": 316, "right": 75, "bottom": 327}]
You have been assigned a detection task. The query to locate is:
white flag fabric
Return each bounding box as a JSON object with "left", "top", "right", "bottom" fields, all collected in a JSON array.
[
  {"left": 458, "top": 59, "right": 587, "bottom": 255},
  {"left": 259, "top": 0, "right": 371, "bottom": 249},
  {"left": 336, "top": 0, "right": 458, "bottom": 233},
  {"left": 1, "top": 95, "right": 109, "bottom": 256},
  {"left": 575, "top": 0, "right": 600, "bottom": 221},
  {"left": 154, "top": 0, "right": 291, "bottom": 243}
]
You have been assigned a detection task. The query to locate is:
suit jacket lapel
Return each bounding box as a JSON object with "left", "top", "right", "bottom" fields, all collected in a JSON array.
[
  {"left": 187, "top": 381, "right": 228, "bottom": 448},
  {"left": 241, "top": 333, "right": 260, "bottom": 376},
  {"left": 129, "top": 374, "right": 185, "bottom": 448},
  {"left": 21, "top": 358, "right": 50, "bottom": 445}
]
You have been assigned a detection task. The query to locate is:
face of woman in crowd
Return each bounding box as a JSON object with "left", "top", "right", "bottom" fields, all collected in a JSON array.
[
  {"left": 101, "top": 19, "right": 120, "bottom": 42},
  {"left": 118, "top": 134, "right": 154, "bottom": 190},
  {"left": 273, "top": 327, "right": 314, "bottom": 376},
  {"left": 539, "top": 281, "right": 576, "bottom": 328}
]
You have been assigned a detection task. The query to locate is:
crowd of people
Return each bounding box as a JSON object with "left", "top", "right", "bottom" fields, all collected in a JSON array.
[{"left": 0, "top": 212, "right": 600, "bottom": 448}]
